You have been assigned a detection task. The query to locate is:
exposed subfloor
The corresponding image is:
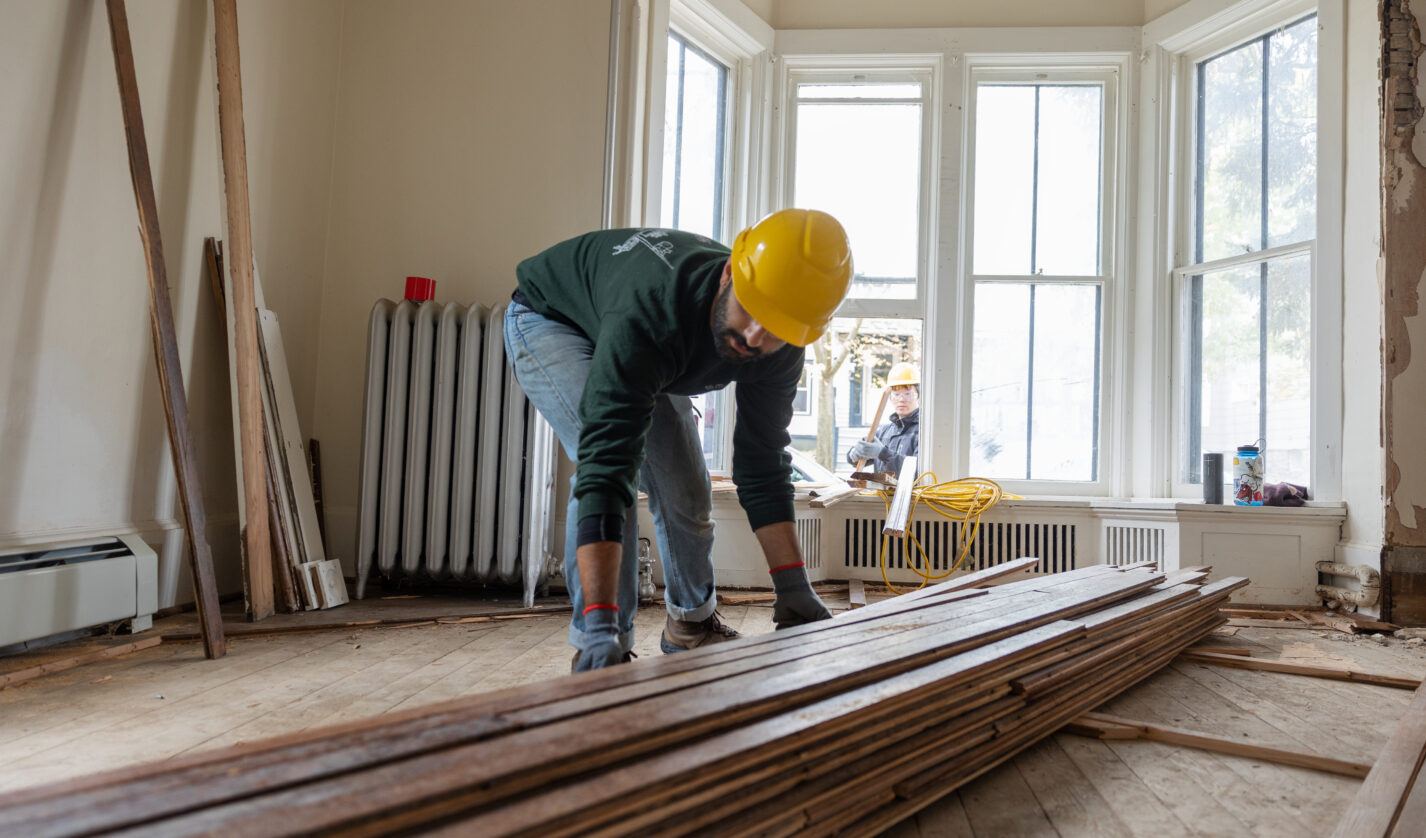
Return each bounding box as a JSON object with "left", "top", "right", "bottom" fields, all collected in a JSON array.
[{"left": 1, "top": 597, "right": 1422, "bottom": 836}]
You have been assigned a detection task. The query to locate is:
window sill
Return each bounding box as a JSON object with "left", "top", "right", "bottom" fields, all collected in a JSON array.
[{"left": 780, "top": 488, "right": 1345, "bottom": 520}]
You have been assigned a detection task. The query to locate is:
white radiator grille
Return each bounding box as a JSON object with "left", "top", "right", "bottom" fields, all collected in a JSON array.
[
  {"left": 1105, "top": 525, "right": 1166, "bottom": 566},
  {"left": 843, "top": 517, "right": 1076, "bottom": 575},
  {"left": 355, "top": 300, "right": 556, "bottom": 604},
  {"left": 796, "top": 517, "right": 822, "bottom": 571}
]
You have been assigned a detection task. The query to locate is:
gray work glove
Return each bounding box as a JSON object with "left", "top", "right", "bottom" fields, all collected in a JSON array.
[
  {"left": 849, "top": 439, "right": 884, "bottom": 465},
  {"left": 574, "top": 606, "right": 626, "bottom": 672},
  {"left": 770, "top": 563, "right": 832, "bottom": 630}
]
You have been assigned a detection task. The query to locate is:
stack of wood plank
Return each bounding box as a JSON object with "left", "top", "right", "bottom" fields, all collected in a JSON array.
[
  {"left": 1333, "top": 676, "right": 1426, "bottom": 836},
  {"left": 204, "top": 238, "right": 347, "bottom": 614},
  {"left": 0, "top": 560, "right": 1242, "bottom": 836}
]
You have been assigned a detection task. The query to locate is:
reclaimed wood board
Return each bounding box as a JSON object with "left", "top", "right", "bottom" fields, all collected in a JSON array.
[{"left": 0, "top": 565, "right": 1245, "bottom": 836}]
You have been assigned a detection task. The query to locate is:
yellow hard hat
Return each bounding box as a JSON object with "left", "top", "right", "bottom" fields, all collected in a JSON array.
[
  {"left": 730, "top": 209, "right": 853, "bottom": 347},
  {"left": 887, "top": 362, "right": 919, "bottom": 387}
]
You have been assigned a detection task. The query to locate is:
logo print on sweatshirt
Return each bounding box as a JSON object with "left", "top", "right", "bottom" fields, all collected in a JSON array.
[{"left": 612, "top": 230, "right": 674, "bottom": 267}]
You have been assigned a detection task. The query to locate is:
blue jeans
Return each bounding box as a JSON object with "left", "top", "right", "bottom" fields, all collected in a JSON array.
[{"left": 504, "top": 300, "right": 718, "bottom": 653}]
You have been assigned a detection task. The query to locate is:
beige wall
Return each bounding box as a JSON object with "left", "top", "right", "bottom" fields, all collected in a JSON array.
[
  {"left": 770, "top": 0, "right": 1145, "bottom": 29},
  {"left": 311, "top": 0, "right": 611, "bottom": 570},
  {"left": 0, "top": 0, "right": 343, "bottom": 606}
]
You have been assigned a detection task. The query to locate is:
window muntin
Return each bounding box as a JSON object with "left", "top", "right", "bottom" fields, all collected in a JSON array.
[{"left": 1180, "top": 15, "right": 1316, "bottom": 487}]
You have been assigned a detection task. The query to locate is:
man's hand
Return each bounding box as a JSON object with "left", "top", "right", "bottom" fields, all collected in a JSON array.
[
  {"left": 849, "top": 439, "right": 884, "bottom": 464},
  {"left": 755, "top": 522, "right": 832, "bottom": 630},
  {"left": 770, "top": 565, "right": 832, "bottom": 629},
  {"left": 574, "top": 604, "right": 626, "bottom": 671}
]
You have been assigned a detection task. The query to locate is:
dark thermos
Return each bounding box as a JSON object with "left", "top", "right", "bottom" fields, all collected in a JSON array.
[{"left": 1203, "top": 453, "right": 1224, "bottom": 504}]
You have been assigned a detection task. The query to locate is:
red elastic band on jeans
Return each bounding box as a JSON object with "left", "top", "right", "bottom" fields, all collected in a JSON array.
[
  {"left": 768, "top": 561, "right": 805, "bottom": 574},
  {"left": 582, "top": 603, "right": 620, "bottom": 616}
]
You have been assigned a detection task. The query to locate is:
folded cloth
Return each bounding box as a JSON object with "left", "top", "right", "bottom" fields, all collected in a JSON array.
[{"left": 1263, "top": 482, "right": 1310, "bottom": 507}]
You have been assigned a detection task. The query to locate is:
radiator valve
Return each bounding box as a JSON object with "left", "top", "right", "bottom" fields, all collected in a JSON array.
[{"left": 638, "top": 538, "right": 657, "bottom": 603}]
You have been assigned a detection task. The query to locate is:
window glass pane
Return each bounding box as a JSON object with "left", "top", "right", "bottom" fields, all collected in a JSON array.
[
  {"left": 794, "top": 102, "right": 922, "bottom": 300},
  {"left": 1035, "top": 86, "right": 1103, "bottom": 275},
  {"left": 973, "top": 84, "right": 1105, "bottom": 277},
  {"left": 970, "top": 284, "right": 1030, "bottom": 476},
  {"left": 792, "top": 369, "right": 810, "bottom": 414},
  {"left": 971, "top": 283, "right": 1100, "bottom": 481},
  {"left": 972, "top": 86, "right": 1035, "bottom": 275},
  {"left": 1266, "top": 254, "right": 1311, "bottom": 485},
  {"left": 797, "top": 83, "right": 922, "bottom": 100},
  {"left": 1198, "top": 40, "right": 1264, "bottom": 261},
  {"left": 1184, "top": 252, "right": 1310, "bottom": 485},
  {"left": 660, "top": 34, "right": 728, "bottom": 241},
  {"left": 1268, "top": 18, "right": 1317, "bottom": 248},
  {"left": 788, "top": 317, "right": 922, "bottom": 476},
  {"left": 688, "top": 389, "right": 728, "bottom": 471}
]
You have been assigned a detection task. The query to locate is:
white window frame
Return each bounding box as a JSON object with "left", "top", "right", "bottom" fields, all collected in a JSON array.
[
  {"left": 775, "top": 57, "right": 940, "bottom": 321},
  {"left": 1140, "top": 0, "right": 1343, "bottom": 500},
  {"left": 771, "top": 54, "right": 939, "bottom": 479},
  {"left": 959, "top": 60, "right": 1124, "bottom": 495}
]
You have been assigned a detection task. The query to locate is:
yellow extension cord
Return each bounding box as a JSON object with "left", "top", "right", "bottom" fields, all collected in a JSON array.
[{"left": 874, "top": 474, "right": 1018, "bottom": 594}]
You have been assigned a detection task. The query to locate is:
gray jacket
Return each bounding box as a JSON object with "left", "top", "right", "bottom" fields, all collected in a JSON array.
[{"left": 848, "top": 409, "right": 919, "bottom": 475}]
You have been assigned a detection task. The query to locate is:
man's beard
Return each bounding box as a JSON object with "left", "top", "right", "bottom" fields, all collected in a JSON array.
[{"left": 711, "top": 283, "right": 761, "bottom": 365}]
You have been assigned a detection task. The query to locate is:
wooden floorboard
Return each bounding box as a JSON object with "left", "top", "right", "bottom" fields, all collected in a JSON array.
[
  {"left": 959, "top": 759, "right": 1057, "bottom": 837},
  {"left": 310, "top": 623, "right": 505, "bottom": 727},
  {"left": 0, "top": 592, "right": 1423, "bottom": 834},
  {"left": 1110, "top": 685, "right": 1318, "bottom": 837},
  {"left": 1015, "top": 737, "right": 1134, "bottom": 838},
  {"left": 1054, "top": 733, "right": 1194, "bottom": 837},
  {"left": 1135, "top": 676, "right": 1357, "bottom": 829},
  {"left": 911, "top": 791, "right": 976, "bottom": 838}
]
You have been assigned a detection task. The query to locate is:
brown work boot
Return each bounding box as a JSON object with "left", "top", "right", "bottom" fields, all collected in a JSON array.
[{"left": 660, "top": 612, "right": 741, "bottom": 653}]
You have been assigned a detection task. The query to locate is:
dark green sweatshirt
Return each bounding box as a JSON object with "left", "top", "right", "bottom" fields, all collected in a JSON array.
[{"left": 515, "top": 228, "right": 803, "bottom": 531}]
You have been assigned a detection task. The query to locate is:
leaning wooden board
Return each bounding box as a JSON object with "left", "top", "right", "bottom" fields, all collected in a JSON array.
[
  {"left": 104, "top": 0, "right": 226, "bottom": 658},
  {"left": 0, "top": 563, "right": 1245, "bottom": 836},
  {"left": 257, "top": 308, "right": 347, "bottom": 609}
]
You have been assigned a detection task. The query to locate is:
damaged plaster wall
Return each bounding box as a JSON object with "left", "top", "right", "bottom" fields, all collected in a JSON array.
[{"left": 1383, "top": 0, "right": 1426, "bottom": 622}]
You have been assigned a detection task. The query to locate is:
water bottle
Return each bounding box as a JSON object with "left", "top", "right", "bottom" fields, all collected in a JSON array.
[{"left": 1232, "top": 443, "right": 1264, "bottom": 506}]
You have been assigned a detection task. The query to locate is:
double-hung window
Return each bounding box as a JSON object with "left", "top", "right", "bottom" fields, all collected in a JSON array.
[
  {"left": 964, "top": 68, "right": 1118, "bottom": 487},
  {"left": 659, "top": 28, "right": 735, "bottom": 471},
  {"left": 780, "top": 65, "right": 933, "bottom": 475},
  {"left": 1175, "top": 15, "right": 1317, "bottom": 491}
]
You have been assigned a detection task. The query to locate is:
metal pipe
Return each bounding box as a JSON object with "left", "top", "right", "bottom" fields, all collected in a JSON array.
[{"left": 1315, "top": 561, "right": 1381, "bottom": 609}]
